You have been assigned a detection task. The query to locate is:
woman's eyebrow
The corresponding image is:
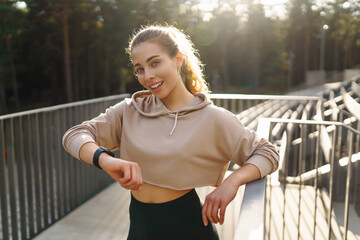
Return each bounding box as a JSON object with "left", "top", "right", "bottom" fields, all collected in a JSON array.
[{"left": 134, "top": 55, "right": 160, "bottom": 67}]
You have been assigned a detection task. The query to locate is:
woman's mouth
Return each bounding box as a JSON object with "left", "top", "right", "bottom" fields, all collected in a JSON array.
[{"left": 149, "top": 81, "right": 163, "bottom": 91}]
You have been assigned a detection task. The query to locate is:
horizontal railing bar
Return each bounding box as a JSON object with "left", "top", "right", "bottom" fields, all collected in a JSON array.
[
  {"left": 0, "top": 93, "right": 130, "bottom": 120},
  {"left": 1, "top": 94, "right": 318, "bottom": 120},
  {"left": 286, "top": 152, "right": 360, "bottom": 183},
  {"left": 263, "top": 118, "right": 360, "bottom": 135},
  {"left": 210, "top": 94, "right": 319, "bottom": 101}
]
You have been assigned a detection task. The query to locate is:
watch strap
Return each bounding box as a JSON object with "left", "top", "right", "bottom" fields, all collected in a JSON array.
[{"left": 93, "top": 147, "right": 115, "bottom": 169}]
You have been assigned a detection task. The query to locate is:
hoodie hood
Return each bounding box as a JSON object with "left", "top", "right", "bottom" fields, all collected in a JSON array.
[
  {"left": 131, "top": 90, "right": 212, "bottom": 135},
  {"left": 131, "top": 90, "right": 212, "bottom": 117}
]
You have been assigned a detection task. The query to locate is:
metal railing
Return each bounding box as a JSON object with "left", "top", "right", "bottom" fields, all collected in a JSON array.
[
  {"left": 0, "top": 93, "right": 324, "bottom": 240},
  {"left": 210, "top": 94, "right": 318, "bottom": 116},
  {"left": 0, "top": 94, "right": 129, "bottom": 240},
  {"left": 263, "top": 118, "right": 360, "bottom": 240}
]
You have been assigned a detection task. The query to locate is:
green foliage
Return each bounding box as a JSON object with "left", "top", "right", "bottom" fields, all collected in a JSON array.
[{"left": 1, "top": 0, "right": 360, "bottom": 114}]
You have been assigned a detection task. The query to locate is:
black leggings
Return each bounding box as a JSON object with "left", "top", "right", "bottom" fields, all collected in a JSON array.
[{"left": 127, "top": 189, "right": 219, "bottom": 240}]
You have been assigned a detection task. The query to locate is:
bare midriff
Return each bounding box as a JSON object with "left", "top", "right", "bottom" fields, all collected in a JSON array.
[{"left": 131, "top": 182, "right": 192, "bottom": 203}]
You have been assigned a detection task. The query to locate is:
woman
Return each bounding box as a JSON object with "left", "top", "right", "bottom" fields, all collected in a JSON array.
[{"left": 62, "top": 25, "right": 279, "bottom": 240}]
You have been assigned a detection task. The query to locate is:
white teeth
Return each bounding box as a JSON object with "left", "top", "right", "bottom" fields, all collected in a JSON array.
[{"left": 150, "top": 82, "right": 163, "bottom": 89}]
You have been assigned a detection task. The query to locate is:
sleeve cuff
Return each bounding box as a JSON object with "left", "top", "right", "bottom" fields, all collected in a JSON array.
[
  {"left": 244, "top": 154, "right": 274, "bottom": 178},
  {"left": 67, "top": 134, "right": 96, "bottom": 159}
]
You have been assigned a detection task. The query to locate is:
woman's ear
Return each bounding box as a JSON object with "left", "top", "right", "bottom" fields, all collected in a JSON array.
[{"left": 176, "top": 51, "right": 184, "bottom": 70}]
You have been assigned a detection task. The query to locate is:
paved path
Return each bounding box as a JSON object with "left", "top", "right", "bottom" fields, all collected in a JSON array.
[{"left": 34, "top": 174, "right": 245, "bottom": 240}]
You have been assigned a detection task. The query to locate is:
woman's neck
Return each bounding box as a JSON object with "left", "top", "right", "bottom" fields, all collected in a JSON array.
[{"left": 162, "top": 85, "right": 195, "bottom": 112}]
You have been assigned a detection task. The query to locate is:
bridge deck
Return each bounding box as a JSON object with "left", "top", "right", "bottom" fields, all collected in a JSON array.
[{"left": 32, "top": 172, "right": 360, "bottom": 240}]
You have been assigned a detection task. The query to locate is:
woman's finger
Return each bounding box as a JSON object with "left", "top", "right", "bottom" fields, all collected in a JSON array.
[
  {"left": 206, "top": 199, "right": 215, "bottom": 223},
  {"left": 202, "top": 202, "right": 209, "bottom": 226},
  {"left": 211, "top": 200, "right": 220, "bottom": 223},
  {"left": 135, "top": 167, "right": 143, "bottom": 190},
  {"left": 119, "top": 165, "right": 131, "bottom": 184},
  {"left": 219, "top": 204, "right": 226, "bottom": 225}
]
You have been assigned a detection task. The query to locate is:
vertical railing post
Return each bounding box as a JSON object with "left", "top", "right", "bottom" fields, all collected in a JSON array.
[
  {"left": 353, "top": 121, "right": 360, "bottom": 214},
  {"left": 25, "top": 115, "right": 35, "bottom": 236},
  {"left": 46, "top": 112, "right": 56, "bottom": 223},
  {"left": 327, "top": 125, "right": 337, "bottom": 239},
  {"left": 15, "top": 116, "right": 28, "bottom": 239},
  {"left": 32, "top": 113, "right": 44, "bottom": 232},
  {"left": 297, "top": 123, "right": 305, "bottom": 240},
  {"left": 8, "top": 118, "right": 19, "bottom": 240},
  {"left": 0, "top": 120, "right": 9, "bottom": 240},
  {"left": 313, "top": 124, "right": 322, "bottom": 239},
  {"left": 343, "top": 130, "right": 353, "bottom": 240},
  {"left": 281, "top": 128, "right": 289, "bottom": 240},
  {"left": 41, "top": 112, "right": 49, "bottom": 227}
]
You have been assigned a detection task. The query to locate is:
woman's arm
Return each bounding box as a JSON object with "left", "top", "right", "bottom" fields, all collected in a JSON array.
[
  {"left": 201, "top": 163, "right": 261, "bottom": 226},
  {"left": 79, "top": 142, "right": 143, "bottom": 191}
]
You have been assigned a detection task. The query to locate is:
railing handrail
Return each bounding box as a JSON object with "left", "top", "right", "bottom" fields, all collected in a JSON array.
[
  {"left": 234, "top": 117, "right": 273, "bottom": 239},
  {"left": 210, "top": 93, "right": 319, "bottom": 101},
  {"left": 1, "top": 93, "right": 317, "bottom": 120},
  {"left": 0, "top": 93, "right": 130, "bottom": 120},
  {"left": 234, "top": 178, "right": 266, "bottom": 240}
]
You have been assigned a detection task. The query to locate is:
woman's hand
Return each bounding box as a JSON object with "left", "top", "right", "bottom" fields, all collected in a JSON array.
[
  {"left": 202, "top": 177, "right": 238, "bottom": 226},
  {"left": 99, "top": 154, "right": 143, "bottom": 191},
  {"left": 202, "top": 163, "right": 261, "bottom": 226}
]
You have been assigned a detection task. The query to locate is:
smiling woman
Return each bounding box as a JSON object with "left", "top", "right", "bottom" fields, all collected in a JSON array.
[{"left": 62, "top": 24, "right": 279, "bottom": 240}]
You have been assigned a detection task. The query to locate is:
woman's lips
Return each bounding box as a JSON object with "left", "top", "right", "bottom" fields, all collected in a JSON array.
[{"left": 149, "top": 81, "right": 163, "bottom": 91}]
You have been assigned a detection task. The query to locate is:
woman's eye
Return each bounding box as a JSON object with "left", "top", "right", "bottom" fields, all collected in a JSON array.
[
  {"left": 151, "top": 61, "right": 159, "bottom": 67},
  {"left": 135, "top": 68, "right": 144, "bottom": 74}
]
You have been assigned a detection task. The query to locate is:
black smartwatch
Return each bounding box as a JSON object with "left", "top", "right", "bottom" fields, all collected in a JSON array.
[{"left": 93, "top": 147, "right": 115, "bottom": 169}]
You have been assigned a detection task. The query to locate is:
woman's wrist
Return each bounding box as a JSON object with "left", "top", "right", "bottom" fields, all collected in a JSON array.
[
  {"left": 98, "top": 152, "right": 114, "bottom": 169},
  {"left": 226, "top": 164, "right": 261, "bottom": 188},
  {"left": 225, "top": 171, "right": 244, "bottom": 189}
]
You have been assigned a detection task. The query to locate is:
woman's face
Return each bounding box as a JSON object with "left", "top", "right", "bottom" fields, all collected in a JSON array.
[{"left": 131, "top": 41, "right": 186, "bottom": 102}]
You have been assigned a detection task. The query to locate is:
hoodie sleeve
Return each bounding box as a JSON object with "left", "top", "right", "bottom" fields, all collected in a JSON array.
[
  {"left": 229, "top": 126, "right": 279, "bottom": 178},
  {"left": 220, "top": 112, "right": 279, "bottom": 178},
  {"left": 62, "top": 100, "right": 125, "bottom": 160}
]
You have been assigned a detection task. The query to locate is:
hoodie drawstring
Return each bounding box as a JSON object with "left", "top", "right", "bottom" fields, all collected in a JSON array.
[{"left": 169, "top": 112, "right": 179, "bottom": 136}]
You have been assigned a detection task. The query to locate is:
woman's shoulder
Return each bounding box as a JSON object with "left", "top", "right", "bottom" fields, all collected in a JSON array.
[
  {"left": 202, "top": 104, "right": 245, "bottom": 130},
  {"left": 206, "top": 103, "right": 239, "bottom": 119}
]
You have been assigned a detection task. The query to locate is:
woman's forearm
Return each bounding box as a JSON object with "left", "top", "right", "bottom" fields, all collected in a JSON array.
[
  {"left": 78, "top": 142, "right": 143, "bottom": 190},
  {"left": 226, "top": 163, "right": 261, "bottom": 188},
  {"left": 78, "top": 142, "right": 100, "bottom": 165},
  {"left": 78, "top": 142, "right": 114, "bottom": 168}
]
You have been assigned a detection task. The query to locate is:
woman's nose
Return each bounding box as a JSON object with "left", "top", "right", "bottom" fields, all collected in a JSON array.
[{"left": 144, "top": 68, "right": 155, "bottom": 81}]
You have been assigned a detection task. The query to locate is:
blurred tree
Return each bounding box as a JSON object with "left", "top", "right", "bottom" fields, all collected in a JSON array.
[
  {"left": 0, "top": 0, "right": 25, "bottom": 113},
  {"left": 328, "top": 0, "right": 360, "bottom": 69},
  {"left": 62, "top": 0, "right": 72, "bottom": 102},
  {"left": 1, "top": 0, "right": 359, "bottom": 113}
]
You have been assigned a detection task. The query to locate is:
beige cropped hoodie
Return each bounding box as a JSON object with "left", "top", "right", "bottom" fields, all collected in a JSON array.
[{"left": 62, "top": 91, "right": 279, "bottom": 190}]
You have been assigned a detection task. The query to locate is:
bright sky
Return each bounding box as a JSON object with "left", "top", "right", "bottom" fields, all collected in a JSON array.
[
  {"left": 15, "top": 0, "right": 290, "bottom": 19},
  {"left": 196, "top": 0, "right": 356, "bottom": 20},
  {"left": 15, "top": 1, "right": 26, "bottom": 9},
  {"left": 197, "top": 0, "right": 290, "bottom": 19},
  {"left": 260, "top": 0, "right": 288, "bottom": 18}
]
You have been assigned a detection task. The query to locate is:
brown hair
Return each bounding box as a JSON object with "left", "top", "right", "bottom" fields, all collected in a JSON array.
[{"left": 127, "top": 25, "right": 210, "bottom": 94}]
